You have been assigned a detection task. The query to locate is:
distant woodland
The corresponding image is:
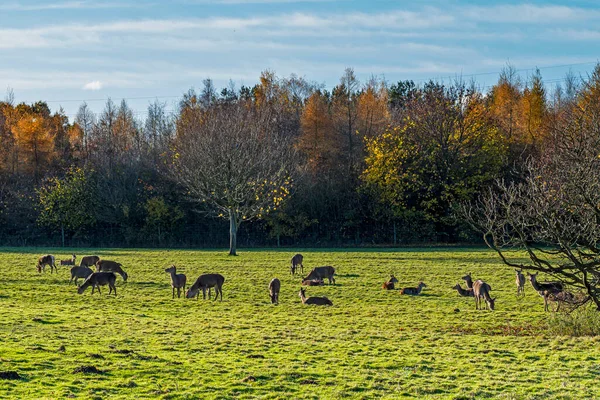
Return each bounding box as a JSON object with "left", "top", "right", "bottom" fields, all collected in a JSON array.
[{"left": 1, "top": 64, "right": 599, "bottom": 248}]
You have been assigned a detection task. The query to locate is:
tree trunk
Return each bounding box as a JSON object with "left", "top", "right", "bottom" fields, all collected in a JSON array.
[
  {"left": 393, "top": 221, "right": 397, "bottom": 245},
  {"left": 61, "top": 224, "right": 65, "bottom": 248},
  {"left": 229, "top": 209, "right": 238, "bottom": 256}
]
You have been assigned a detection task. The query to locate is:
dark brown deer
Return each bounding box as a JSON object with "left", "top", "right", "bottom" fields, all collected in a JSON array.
[
  {"left": 299, "top": 288, "right": 332, "bottom": 305},
  {"left": 186, "top": 274, "right": 225, "bottom": 301},
  {"left": 79, "top": 255, "right": 100, "bottom": 268},
  {"left": 60, "top": 254, "right": 77, "bottom": 266},
  {"left": 165, "top": 265, "right": 187, "bottom": 299},
  {"left": 269, "top": 278, "right": 281, "bottom": 304},
  {"left": 304, "top": 266, "right": 335, "bottom": 285},
  {"left": 400, "top": 282, "right": 427, "bottom": 295},
  {"left": 473, "top": 280, "right": 495, "bottom": 311},
  {"left": 527, "top": 272, "right": 565, "bottom": 311},
  {"left": 36, "top": 255, "right": 56, "bottom": 273},
  {"left": 96, "top": 260, "right": 128, "bottom": 281},
  {"left": 70, "top": 265, "right": 93, "bottom": 286},
  {"left": 382, "top": 275, "right": 399, "bottom": 290},
  {"left": 452, "top": 283, "right": 474, "bottom": 297},
  {"left": 77, "top": 272, "right": 117, "bottom": 296},
  {"left": 291, "top": 254, "right": 304, "bottom": 275},
  {"left": 515, "top": 269, "right": 525, "bottom": 296}
]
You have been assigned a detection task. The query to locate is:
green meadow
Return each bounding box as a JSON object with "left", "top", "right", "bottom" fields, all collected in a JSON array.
[{"left": 0, "top": 248, "right": 599, "bottom": 399}]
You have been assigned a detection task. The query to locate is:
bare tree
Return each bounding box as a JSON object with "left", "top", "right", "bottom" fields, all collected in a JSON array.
[{"left": 171, "top": 101, "right": 296, "bottom": 255}]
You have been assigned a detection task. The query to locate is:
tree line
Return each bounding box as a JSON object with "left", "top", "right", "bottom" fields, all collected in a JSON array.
[{"left": 0, "top": 65, "right": 597, "bottom": 249}]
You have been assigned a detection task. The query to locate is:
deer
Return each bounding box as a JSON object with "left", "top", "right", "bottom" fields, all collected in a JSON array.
[
  {"left": 36, "top": 255, "right": 56, "bottom": 273},
  {"left": 515, "top": 269, "right": 526, "bottom": 296},
  {"left": 70, "top": 265, "right": 93, "bottom": 286},
  {"left": 400, "top": 282, "right": 427, "bottom": 295},
  {"left": 462, "top": 272, "right": 492, "bottom": 291},
  {"left": 304, "top": 266, "right": 335, "bottom": 285},
  {"left": 77, "top": 272, "right": 117, "bottom": 296},
  {"left": 544, "top": 290, "right": 576, "bottom": 312},
  {"left": 452, "top": 283, "right": 474, "bottom": 297},
  {"left": 79, "top": 255, "right": 100, "bottom": 268},
  {"left": 165, "top": 265, "right": 187, "bottom": 299},
  {"left": 299, "top": 288, "right": 332, "bottom": 306},
  {"left": 60, "top": 254, "right": 77, "bottom": 266},
  {"left": 186, "top": 274, "right": 225, "bottom": 301},
  {"left": 291, "top": 254, "right": 304, "bottom": 275},
  {"left": 96, "top": 260, "right": 128, "bottom": 281},
  {"left": 269, "top": 278, "right": 281, "bottom": 304},
  {"left": 473, "top": 280, "right": 495, "bottom": 311},
  {"left": 382, "top": 275, "right": 399, "bottom": 290},
  {"left": 527, "top": 272, "right": 565, "bottom": 311},
  {"left": 301, "top": 278, "right": 324, "bottom": 286}
]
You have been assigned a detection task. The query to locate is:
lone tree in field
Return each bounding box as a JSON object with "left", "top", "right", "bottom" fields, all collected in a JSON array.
[
  {"left": 171, "top": 101, "right": 295, "bottom": 255},
  {"left": 464, "top": 65, "right": 600, "bottom": 310}
]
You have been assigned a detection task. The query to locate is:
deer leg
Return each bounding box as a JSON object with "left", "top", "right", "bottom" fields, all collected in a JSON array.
[
  {"left": 97, "top": 285, "right": 101, "bottom": 295},
  {"left": 172, "top": 287, "right": 175, "bottom": 299}
]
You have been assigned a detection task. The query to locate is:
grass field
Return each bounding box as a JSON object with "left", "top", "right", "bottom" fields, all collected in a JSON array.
[{"left": 0, "top": 247, "right": 599, "bottom": 399}]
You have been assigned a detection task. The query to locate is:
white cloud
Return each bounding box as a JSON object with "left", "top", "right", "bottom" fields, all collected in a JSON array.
[{"left": 83, "top": 80, "right": 103, "bottom": 90}]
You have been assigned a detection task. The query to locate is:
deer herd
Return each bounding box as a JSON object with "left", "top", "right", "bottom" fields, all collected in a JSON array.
[{"left": 34, "top": 252, "right": 575, "bottom": 311}]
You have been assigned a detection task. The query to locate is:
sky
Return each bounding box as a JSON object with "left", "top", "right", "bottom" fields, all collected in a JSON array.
[{"left": 0, "top": 0, "right": 599, "bottom": 120}]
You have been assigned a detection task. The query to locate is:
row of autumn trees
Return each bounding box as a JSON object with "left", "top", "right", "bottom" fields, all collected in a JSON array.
[{"left": 0, "top": 65, "right": 596, "bottom": 249}]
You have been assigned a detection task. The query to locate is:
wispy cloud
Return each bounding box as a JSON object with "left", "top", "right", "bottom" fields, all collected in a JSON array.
[
  {"left": 463, "top": 4, "right": 600, "bottom": 24},
  {"left": 82, "top": 80, "right": 103, "bottom": 90},
  {"left": 0, "top": 1, "right": 135, "bottom": 11}
]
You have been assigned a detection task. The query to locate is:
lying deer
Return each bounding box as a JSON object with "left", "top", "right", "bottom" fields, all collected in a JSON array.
[
  {"left": 79, "top": 255, "right": 100, "bottom": 268},
  {"left": 269, "top": 278, "right": 281, "bottom": 304},
  {"left": 60, "top": 254, "right": 77, "bottom": 266},
  {"left": 400, "top": 282, "right": 427, "bottom": 295},
  {"left": 302, "top": 278, "right": 324, "bottom": 286},
  {"left": 304, "top": 266, "right": 335, "bottom": 285},
  {"left": 515, "top": 269, "right": 525, "bottom": 296},
  {"left": 382, "top": 275, "right": 399, "bottom": 290},
  {"left": 37, "top": 255, "right": 56, "bottom": 273},
  {"left": 473, "top": 279, "right": 495, "bottom": 311},
  {"left": 291, "top": 254, "right": 304, "bottom": 275},
  {"left": 77, "top": 272, "right": 117, "bottom": 296},
  {"left": 70, "top": 265, "right": 93, "bottom": 286},
  {"left": 186, "top": 273, "right": 225, "bottom": 301},
  {"left": 527, "top": 272, "right": 565, "bottom": 311},
  {"left": 299, "top": 288, "right": 332, "bottom": 306},
  {"left": 165, "top": 265, "right": 187, "bottom": 299},
  {"left": 96, "top": 260, "right": 128, "bottom": 281},
  {"left": 452, "top": 283, "right": 474, "bottom": 297}
]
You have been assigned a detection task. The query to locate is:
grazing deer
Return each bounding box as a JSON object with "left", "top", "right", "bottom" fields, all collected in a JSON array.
[
  {"left": 70, "top": 265, "right": 93, "bottom": 286},
  {"left": 301, "top": 278, "right": 324, "bottom": 286},
  {"left": 400, "top": 282, "right": 427, "bottom": 295},
  {"left": 515, "top": 269, "right": 525, "bottom": 296},
  {"left": 269, "top": 278, "right": 281, "bottom": 304},
  {"left": 96, "top": 260, "right": 128, "bottom": 281},
  {"left": 462, "top": 272, "right": 492, "bottom": 291},
  {"left": 37, "top": 255, "right": 56, "bottom": 273},
  {"left": 291, "top": 254, "right": 304, "bottom": 275},
  {"left": 77, "top": 272, "right": 117, "bottom": 296},
  {"left": 527, "top": 272, "right": 565, "bottom": 311},
  {"left": 60, "top": 254, "right": 77, "bottom": 266},
  {"left": 79, "top": 255, "right": 100, "bottom": 268},
  {"left": 452, "top": 283, "right": 474, "bottom": 297},
  {"left": 473, "top": 280, "right": 495, "bottom": 311},
  {"left": 382, "top": 275, "right": 399, "bottom": 290},
  {"left": 165, "top": 265, "right": 187, "bottom": 299},
  {"left": 304, "top": 266, "right": 335, "bottom": 285},
  {"left": 186, "top": 274, "right": 225, "bottom": 301},
  {"left": 298, "top": 288, "right": 332, "bottom": 306}
]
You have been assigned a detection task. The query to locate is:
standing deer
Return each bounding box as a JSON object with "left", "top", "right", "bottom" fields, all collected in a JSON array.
[
  {"left": 36, "top": 255, "right": 56, "bottom": 273},
  {"left": 461, "top": 273, "right": 474, "bottom": 289},
  {"left": 299, "top": 288, "right": 332, "bottom": 305},
  {"left": 304, "top": 266, "right": 335, "bottom": 285},
  {"left": 96, "top": 260, "right": 128, "bottom": 281},
  {"left": 165, "top": 265, "right": 187, "bottom": 299},
  {"left": 269, "top": 278, "right": 281, "bottom": 304},
  {"left": 527, "top": 272, "right": 565, "bottom": 311},
  {"left": 291, "top": 254, "right": 304, "bottom": 275},
  {"left": 452, "top": 283, "right": 474, "bottom": 297},
  {"left": 79, "top": 255, "right": 100, "bottom": 268},
  {"left": 400, "top": 282, "right": 427, "bottom": 295},
  {"left": 60, "top": 254, "right": 77, "bottom": 266},
  {"left": 382, "top": 275, "right": 399, "bottom": 290},
  {"left": 473, "top": 280, "right": 495, "bottom": 311},
  {"left": 77, "top": 272, "right": 117, "bottom": 296},
  {"left": 544, "top": 290, "right": 575, "bottom": 312},
  {"left": 515, "top": 269, "right": 525, "bottom": 296},
  {"left": 70, "top": 265, "right": 93, "bottom": 286},
  {"left": 186, "top": 274, "right": 225, "bottom": 301}
]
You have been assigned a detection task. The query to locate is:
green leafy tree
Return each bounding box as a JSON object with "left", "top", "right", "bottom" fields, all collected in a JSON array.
[{"left": 144, "top": 196, "right": 183, "bottom": 246}]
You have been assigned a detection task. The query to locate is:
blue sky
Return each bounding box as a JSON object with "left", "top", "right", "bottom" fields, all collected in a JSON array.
[{"left": 1, "top": 0, "right": 599, "bottom": 119}]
